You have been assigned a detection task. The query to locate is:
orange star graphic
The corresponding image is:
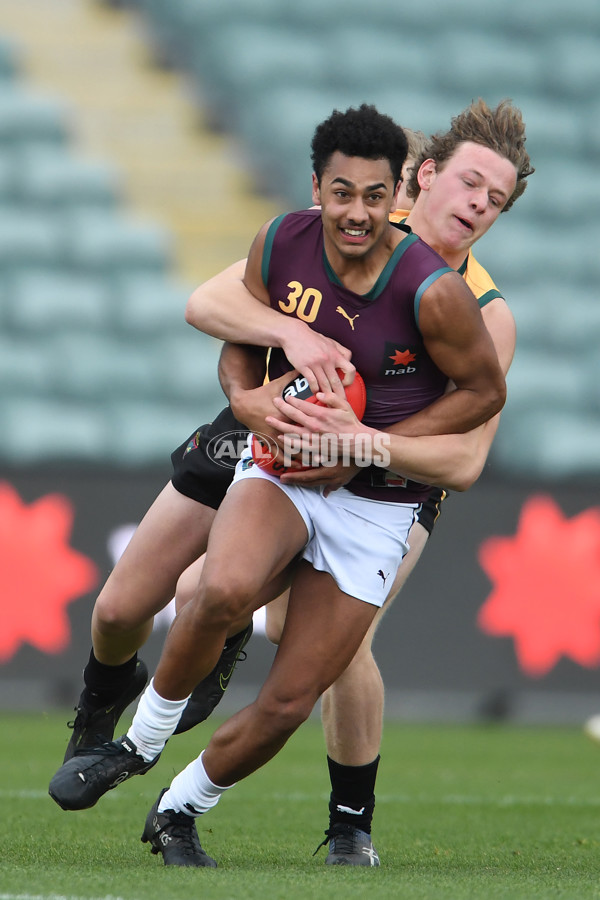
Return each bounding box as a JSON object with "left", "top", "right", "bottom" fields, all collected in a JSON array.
[
  {"left": 477, "top": 495, "right": 600, "bottom": 677},
  {"left": 389, "top": 348, "right": 416, "bottom": 365},
  {"left": 0, "top": 483, "right": 98, "bottom": 662}
]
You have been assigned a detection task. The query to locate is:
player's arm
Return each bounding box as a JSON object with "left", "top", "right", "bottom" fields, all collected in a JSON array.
[
  {"left": 480, "top": 296, "right": 516, "bottom": 377},
  {"left": 218, "top": 341, "right": 301, "bottom": 448},
  {"left": 218, "top": 341, "right": 268, "bottom": 399},
  {"left": 267, "top": 295, "right": 516, "bottom": 490},
  {"left": 185, "top": 237, "right": 354, "bottom": 392},
  {"left": 268, "top": 392, "right": 497, "bottom": 491},
  {"left": 387, "top": 270, "right": 506, "bottom": 437},
  {"left": 268, "top": 292, "right": 514, "bottom": 489}
]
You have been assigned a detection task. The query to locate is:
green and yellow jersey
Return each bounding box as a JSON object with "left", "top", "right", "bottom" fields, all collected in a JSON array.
[{"left": 390, "top": 209, "right": 503, "bottom": 309}]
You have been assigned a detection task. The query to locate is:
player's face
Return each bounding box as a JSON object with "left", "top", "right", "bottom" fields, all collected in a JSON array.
[
  {"left": 312, "top": 152, "right": 399, "bottom": 262},
  {"left": 418, "top": 142, "right": 517, "bottom": 254}
]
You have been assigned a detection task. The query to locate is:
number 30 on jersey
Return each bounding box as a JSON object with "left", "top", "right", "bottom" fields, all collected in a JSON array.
[{"left": 278, "top": 281, "right": 322, "bottom": 323}]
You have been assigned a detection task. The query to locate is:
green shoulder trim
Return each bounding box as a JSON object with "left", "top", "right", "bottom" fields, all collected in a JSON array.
[
  {"left": 457, "top": 257, "right": 468, "bottom": 276},
  {"left": 261, "top": 213, "right": 287, "bottom": 287},
  {"left": 414, "top": 267, "right": 454, "bottom": 325},
  {"left": 478, "top": 288, "right": 503, "bottom": 308}
]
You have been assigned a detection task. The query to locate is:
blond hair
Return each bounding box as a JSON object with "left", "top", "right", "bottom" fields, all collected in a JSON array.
[
  {"left": 406, "top": 99, "right": 534, "bottom": 212},
  {"left": 403, "top": 127, "right": 428, "bottom": 163}
]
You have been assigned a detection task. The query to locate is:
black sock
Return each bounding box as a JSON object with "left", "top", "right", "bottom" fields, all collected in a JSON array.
[
  {"left": 81, "top": 649, "right": 138, "bottom": 706},
  {"left": 327, "top": 754, "right": 380, "bottom": 835}
]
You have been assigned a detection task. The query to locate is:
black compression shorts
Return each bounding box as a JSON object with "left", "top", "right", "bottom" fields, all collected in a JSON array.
[
  {"left": 170, "top": 406, "right": 247, "bottom": 510},
  {"left": 171, "top": 405, "right": 447, "bottom": 532},
  {"left": 417, "top": 488, "right": 446, "bottom": 536}
]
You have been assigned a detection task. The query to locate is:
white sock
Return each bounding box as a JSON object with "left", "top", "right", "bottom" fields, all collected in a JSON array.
[
  {"left": 127, "top": 678, "right": 189, "bottom": 762},
  {"left": 158, "top": 750, "right": 235, "bottom": 816}
]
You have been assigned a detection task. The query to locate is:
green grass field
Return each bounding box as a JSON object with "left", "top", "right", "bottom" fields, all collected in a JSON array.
[{"left": 3, "top": 711, "right": 600, "bottom": 900}]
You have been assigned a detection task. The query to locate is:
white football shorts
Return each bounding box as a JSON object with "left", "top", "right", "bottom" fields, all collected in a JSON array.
[{"left": 229, "top": 442, "right": 418, "bottom": 607}]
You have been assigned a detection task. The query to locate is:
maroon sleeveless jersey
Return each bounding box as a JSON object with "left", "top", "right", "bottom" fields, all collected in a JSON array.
[{"left": 263, "top": 209, "right": 453, "bottom": 503}]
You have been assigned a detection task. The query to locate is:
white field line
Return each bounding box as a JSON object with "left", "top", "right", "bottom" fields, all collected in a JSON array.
[{"left": 0, "top": 895, "right": 128, "bottom": 900}]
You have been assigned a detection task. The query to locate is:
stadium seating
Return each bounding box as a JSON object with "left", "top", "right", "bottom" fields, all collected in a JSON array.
[
  {"left": 0, "top": 395, "right": 110, "bottom": 463},
  {"left": 5, "top": 271, "right": 112, "bottom": 332},
  {"left": 0, "top": 0, "right": 599, "bottom": 479},
  {"left": 16, "top": 147, "right": 121, "bottom": 213},
  {"left": 0, "top": 84, "right": 70, "bottom": 150},
  {"left": 0, "top": 30, "right": 224, "bottom": 465}
]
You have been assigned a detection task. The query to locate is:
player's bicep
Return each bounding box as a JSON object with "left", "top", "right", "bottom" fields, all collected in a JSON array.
[{"left": 418, "top": 272, "right": 502, "bottom": 388}]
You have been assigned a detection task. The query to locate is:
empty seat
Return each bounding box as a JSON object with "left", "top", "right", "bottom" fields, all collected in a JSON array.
[
  {"left": 0, "top": 148, "right": 16, "bottom": 205},
  {"left": 475, "top": 221, "right": 594, "bottom": 287},
  {"left": 0, "top": 396, "right": 109, "bottom": 463},
  {"left": 46, "top": 333, "right": 162, "bottom": 401},
  {"left": 64, "top": 210, "right": 173, "bottom": 280},
  {"left": 0, "top": 336, "right": 52, "bottom": 393},
  {"left": 105, "top": 398, "right": 224, "bottom": 465},
  {"left": 5, "top": 271, "right": 111, "bottom": 332},
  {"left": 498, "top": 0, "right": 600, "bottom": 36},
  {"left": 520, "top": 162, "right": 600, "bottom": 224},
  {"left": 0, "top": 210, "right": 64, "bottom": 273},
  {"left": 543, "top": 35, "right": 600, "bottom": 100},
  {"left": 507, "top": 282, "right": 600, "bottom": 352},
  {"left": 0, "top": 36, "right": 20, "bottom": 80},
  {"left": 370, "top": 89, "right": 452, "bottom": 142},
  {"left": 112, "top": 274, "right": 192, "bottom": 335},
  {"left": 430, "top": 32, "right": 543, "bottom": 98},
  {"left": 504, "top": 351, "right": 585, "bottom": 411},
  {"left": 493, "top": 411, "right": 600, "bottom": 479},
  {"left": 284, "top": 0, "right": 432, "bottom": 31},
  {"left": 151, "top": 332, "right": 224, "bottom": 402},
  {"left": 522, "top": 99, "right": 584, "bottom": 161},
  {"left": 16, "top": 148, "right": 122, "bottom": 212},
  {"left": 582, "top": 97, "right": 600, "bottom": 158},
  {"left": 136, "top": 0, "right": 283, "bottom": 64},
  {"left": 0, "top": 85, "right": 71, "bottom": 150},
  {"left": 188, "top": 24, "right": 324, "bottom": 127}
]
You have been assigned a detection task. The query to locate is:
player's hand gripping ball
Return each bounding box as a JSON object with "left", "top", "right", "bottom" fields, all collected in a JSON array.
[{"left": 251, "top": 370, "right": 366, "bottom": 476}]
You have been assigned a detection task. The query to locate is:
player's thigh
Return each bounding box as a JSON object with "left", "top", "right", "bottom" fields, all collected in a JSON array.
[
  {"left": 95, "top": 482, "right": 217, "bottom": 623},
  {"left": 201, "top": 478, "right": 309, "bottom": 601},
  {"left": 264, "top": 561, "right": 378, "bottom": 705},
  {"left": 346, "top": 520, "right": 429, "bottom": 662}
]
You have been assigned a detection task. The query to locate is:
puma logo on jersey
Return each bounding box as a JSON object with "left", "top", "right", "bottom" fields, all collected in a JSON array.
[{"left": 336, "top": 306, "right": 360, "bottom": 329}]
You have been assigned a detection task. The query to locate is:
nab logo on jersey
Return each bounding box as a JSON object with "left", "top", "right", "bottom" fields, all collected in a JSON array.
[{"left": 380, "top": 342, "right": 417, "bottom": 376}]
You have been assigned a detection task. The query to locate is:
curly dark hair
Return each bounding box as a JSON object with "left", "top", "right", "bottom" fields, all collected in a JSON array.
[
  {"left": 406, "top": 98, "right": 534, "bottom": 212},
  {"left": 311, "top": 104, "right": 408, "bottom": 187}
]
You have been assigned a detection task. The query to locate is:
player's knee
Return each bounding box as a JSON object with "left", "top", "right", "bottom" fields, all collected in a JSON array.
[
  {"left": 93, "top": 595, "right": 141, "bottom": 635},
  {"left": 257, "top": 687, "right": 317, "bottom": 733},
  {"left": 194, "top": 574, "right": 256, "bottom": 629}
]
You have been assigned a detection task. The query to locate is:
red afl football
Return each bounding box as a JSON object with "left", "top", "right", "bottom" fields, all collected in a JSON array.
[{"left": 251, "top": 370, "right": 367, "bottom": 476}]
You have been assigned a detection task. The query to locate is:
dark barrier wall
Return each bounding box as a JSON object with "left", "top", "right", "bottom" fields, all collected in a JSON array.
[{"left": 1, "top": 466, "right": 599, "bottom": 724}]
